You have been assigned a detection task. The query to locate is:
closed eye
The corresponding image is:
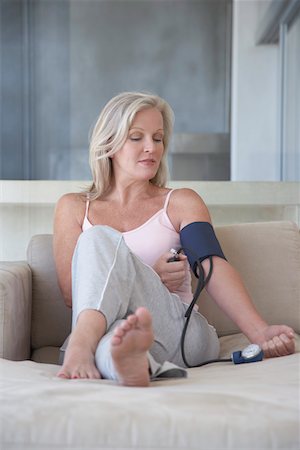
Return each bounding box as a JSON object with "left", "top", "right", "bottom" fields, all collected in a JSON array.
[
  {"left": 153, "top": 134, "right": 163, "bottom": 142},
  {"left": 128, "top": 133, "right": 163, "bottom": 143}
]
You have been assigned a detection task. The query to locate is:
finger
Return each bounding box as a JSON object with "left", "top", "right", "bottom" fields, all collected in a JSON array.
[
  {"left": 162, "top": 267, "right": 184, "bottom": 278},
  {"left": 164, "top": 278, "right": 184, "bottom": 289},
  {"left": 263, "top": 339, "right": 280, "bottom": 358},
  {"left": 261, "top": 341, "right": 270, "bottom": 358},
  {"left": 279, "top": 325, "right": 295, "bottom": 338},
  {"left": 166, "top": 256, "right": 187, "bottom": 266},
  {"left": 279, "top": 333, "right": 295, "bottom": 354},
  {"left": 165, "top": 264, "right": 187, "bottom": 276},
  {"left": 164, "top": 277, "right": 185, "bottom": 291},
  {"left": 272, "top": 336, "right": 289, "bottom": 356},
  {"left": 166, "top": 251, "right": 180, "bottom": 262},
  {"left": 168, "top": 283, "right": 184, "bottom": 292},
  {"left": 261, "top": 342, "right": 271, "bottom": 358},
  {"left": 166, "top": 255, "right": 187, "bottom": 267},
  {"left": 162, "top": 270, "right": 173, "bottom": 280}
]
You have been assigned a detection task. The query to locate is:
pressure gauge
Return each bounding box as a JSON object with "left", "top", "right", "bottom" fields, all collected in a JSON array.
[
  {"left": 241, "top": 344, "right": 262, "bottom": 360},
  {"left": 232, "top": 344, "right": 264, "bottom": 364}
]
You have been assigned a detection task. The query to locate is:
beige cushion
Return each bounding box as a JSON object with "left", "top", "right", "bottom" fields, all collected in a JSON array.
[
  {"left": 0, "top": 261, "right": 32, "bottom": 360},
  {"left": 1, "top": 341, "right": 299, "bottom": 449},
  {"left": 27, "top": 234, "right": 71, "bottom": 351},
  {"left": 27, "top": 221, "right": 300, "bottom": 354}
]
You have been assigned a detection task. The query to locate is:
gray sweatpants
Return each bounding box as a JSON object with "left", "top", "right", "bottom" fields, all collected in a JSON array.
[{"left": 69, "top": 225, "right": 220, "bottom": 380}]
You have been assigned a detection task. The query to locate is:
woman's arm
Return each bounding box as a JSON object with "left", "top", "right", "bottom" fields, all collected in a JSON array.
[
  {"left": 170, "top": 189, "right": 295, "bottom": 358},
  {"left": 202, "top": 257, "right": 295, "bottom": 357},
  {"left": 53, "top": 194, "right": 84, "bottom": 307}
]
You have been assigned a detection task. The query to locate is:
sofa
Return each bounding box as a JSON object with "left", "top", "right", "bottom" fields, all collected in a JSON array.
[{"left": 0, "top": 220, "right": 299, "bottom": 450}]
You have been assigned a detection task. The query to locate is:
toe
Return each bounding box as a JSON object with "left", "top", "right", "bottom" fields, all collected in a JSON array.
[
  {"left": 57, "top": 371, "right": 69, "bottom": 379},
  {"left": 111, "top": 334, "right": 122, "bottom": 346},
  {"left": 120, "top": 320, "right": 132, "bottom": 332},
  {"left": 127, "top": 314, "right": 138, "bottom": 325},
  {"left": 115, "top": 325, "right": 126, "bottom": 338},
  {"left": 135, "top": 307, "right": 152, "bottom": 328}
]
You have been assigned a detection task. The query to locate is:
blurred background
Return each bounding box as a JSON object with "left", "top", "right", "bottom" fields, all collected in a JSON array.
[{"left": 0, "top": 0, "right": 299, "bottom": 182}]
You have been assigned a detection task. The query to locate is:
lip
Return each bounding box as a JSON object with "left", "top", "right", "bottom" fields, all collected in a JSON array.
[{"left": 138, "top": 159, "right": 156, "bottom": 165}]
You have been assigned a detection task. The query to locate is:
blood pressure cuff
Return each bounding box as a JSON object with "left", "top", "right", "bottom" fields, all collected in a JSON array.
[{"left": 180, "top": 221, "right": 226, "bottom": 276}]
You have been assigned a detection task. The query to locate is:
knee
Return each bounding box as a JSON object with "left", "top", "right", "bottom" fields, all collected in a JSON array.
[
  {"left": 75, "top": 225, "right": 125, "bottom": 261},
  {"left": 72, "top": 226, "right": 130, "bottom": 272},
  {"left": 206, "top": 330, "right": 220, "bottom": 360},
  {"left": 78, "top": 225, "right": 122, "bottom": 246}
]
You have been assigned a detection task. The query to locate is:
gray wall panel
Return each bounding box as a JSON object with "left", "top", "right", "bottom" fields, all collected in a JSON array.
[
  {"left": 1, "top": 0, "right": 231, "bottom": 180},
  {"left": 1, "top": 0, "right": 24, "bottom": 179},
  {"left": 30, "top": 0, "right": 70, "bottom": 179}
]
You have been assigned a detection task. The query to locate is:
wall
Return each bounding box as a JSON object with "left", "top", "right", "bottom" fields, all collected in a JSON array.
[
  {"left": 0, "top": 0, "right": 231, "bottom": 181},
  {"left": 1, "top": 180, "right": 299, "bottom": 261},
  {"left": 0, "top": 0, "right": 70, "bottom": 179},
  {"left": 69, "top": 0, "right": 232, "bottom": 181},
  {"left": 231, "top": 0, "right": 279, "bottom": 180},
  {"left": 284, "top": 9, "right": 300, "bottom": 180}
]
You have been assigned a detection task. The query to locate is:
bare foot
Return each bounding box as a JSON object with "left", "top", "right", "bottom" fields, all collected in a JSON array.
[
  {"left": 111, "top": 307, "right": 154, "bottom": 387},
  {"left": 57, "top": 335, "right": 101, "bottom": 380},
  {"left": 57, "top": 309, "right": 106, "bottom": 379}
]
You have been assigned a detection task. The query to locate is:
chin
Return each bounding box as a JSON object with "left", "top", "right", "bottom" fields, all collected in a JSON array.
[{"left": 137, "top": 169, "right": 158, "bottom": 180}]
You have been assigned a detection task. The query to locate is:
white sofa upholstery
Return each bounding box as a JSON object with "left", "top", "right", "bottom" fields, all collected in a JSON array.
[{"left": 0, "top": 221, "right": 299, "bottom": 450}]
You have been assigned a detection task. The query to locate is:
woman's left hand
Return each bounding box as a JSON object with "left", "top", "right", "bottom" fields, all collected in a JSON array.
[{"left": 253, "top": 325, "right": 295, "bottom": 358}]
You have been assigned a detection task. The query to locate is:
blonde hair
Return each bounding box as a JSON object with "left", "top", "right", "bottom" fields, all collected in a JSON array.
[{"left": 87, "top": 91, "right": 174, "bottom": 199}]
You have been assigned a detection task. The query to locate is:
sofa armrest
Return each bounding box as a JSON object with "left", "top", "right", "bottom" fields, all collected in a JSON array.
[{"left": 0, "top": 262, "right": 32, "bottom": 360}]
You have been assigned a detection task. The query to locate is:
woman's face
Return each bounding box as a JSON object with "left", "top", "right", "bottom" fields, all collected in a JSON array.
[{"left": 111, "top": 107, "right": 164, "bottom": 183}]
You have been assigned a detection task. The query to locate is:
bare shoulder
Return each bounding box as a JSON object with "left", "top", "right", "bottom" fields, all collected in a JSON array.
[
  {"left": 55, "top": 192, "right": 86, "bottom": 211},
  {"left": 54, "top": 192, "right": 87, "bottom": 226},
  {"left": 169, "top": 188, "right": 212, "bottom": 230},
  {"left": 171, "top": 188, "right": 204, "bottom": 203},
  {"left": 55, "top": 192, "right": 86, "bottom": 209},
  {"left": 171, "top": 188, "right": 209, "bottom": 211}
]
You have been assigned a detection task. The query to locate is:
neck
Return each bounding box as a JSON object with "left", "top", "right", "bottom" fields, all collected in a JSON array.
[{"left": 105, "top": 179, "right": 155, "bottom": 205}]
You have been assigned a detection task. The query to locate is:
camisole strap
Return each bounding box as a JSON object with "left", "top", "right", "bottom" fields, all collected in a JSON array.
[
  {"left": 84, "top": 195, "right": 90, "bottom": 222},
  {"left": 163, "top": 189, "right": 174, "bottom": 212}
]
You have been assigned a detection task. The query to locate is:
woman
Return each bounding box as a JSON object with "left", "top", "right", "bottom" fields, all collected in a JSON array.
[{"left": 53, "top": 91, "right": 295, "bottom": 386}]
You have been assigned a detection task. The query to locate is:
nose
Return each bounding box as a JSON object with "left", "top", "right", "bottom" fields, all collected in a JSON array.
[{"left": 144, "top": 138, "right": 155, "bottom": 153}]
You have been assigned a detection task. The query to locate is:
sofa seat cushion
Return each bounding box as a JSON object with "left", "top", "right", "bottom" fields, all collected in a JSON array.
[
  {"left": 30, "top": 334, "right": 251, "bottom": 367},
  {"left": 30, "top": 332, "right": 300, "bottom": 367},
  {"left": 1, "top": 345, "right": 299, "bottom": 450}
]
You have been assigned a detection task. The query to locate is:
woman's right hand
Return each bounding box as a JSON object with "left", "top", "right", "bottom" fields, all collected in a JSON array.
[{"left": 153, "top": 251, "right": 188, "bottom": 292}]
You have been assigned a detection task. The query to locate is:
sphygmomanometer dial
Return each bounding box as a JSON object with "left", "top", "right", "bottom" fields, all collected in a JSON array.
[{"left": 241, "top": 344, "right": 262, "bottom": 360}]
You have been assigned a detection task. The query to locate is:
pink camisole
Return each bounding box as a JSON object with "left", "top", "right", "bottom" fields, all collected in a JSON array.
[{"left": 82, "top": 190, "right": 193, "bottom": 304}]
